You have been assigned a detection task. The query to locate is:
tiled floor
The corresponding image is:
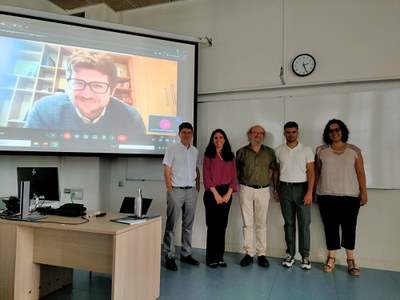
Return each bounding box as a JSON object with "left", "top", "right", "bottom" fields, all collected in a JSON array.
[{"left": 42, "top": 247, "right": 400, "bottom": 300}]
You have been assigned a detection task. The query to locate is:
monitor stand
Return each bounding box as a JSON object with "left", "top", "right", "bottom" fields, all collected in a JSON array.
[{"left": 6, "top": 181, "right": 47, "bottom": 222}]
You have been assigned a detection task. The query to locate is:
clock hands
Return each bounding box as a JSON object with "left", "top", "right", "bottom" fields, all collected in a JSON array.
[{"left": 292, "top": 54, "right": 315, "bottom": 76}]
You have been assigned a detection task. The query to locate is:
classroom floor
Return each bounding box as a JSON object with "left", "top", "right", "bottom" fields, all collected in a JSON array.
[{"left": 42, "top": 247, "right": 400, "bottom": 300}]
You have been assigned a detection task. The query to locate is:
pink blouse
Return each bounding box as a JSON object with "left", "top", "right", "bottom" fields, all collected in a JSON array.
[{"left": 203, "top": 155, "right": 238, "bottom": 192}]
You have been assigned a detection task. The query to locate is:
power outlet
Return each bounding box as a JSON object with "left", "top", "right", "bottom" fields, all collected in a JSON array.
[{"left": 70, "top": 189, "right": 84, "bottom": 200}]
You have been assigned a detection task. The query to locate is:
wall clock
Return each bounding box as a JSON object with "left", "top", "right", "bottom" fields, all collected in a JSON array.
[{"left": 292, "top": 53, "right": 316, "bottom": 76}]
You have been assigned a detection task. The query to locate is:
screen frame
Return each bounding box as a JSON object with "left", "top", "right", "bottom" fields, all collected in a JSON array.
[{"left": 0, "top": 5, "right": 198, "bottom": 158}]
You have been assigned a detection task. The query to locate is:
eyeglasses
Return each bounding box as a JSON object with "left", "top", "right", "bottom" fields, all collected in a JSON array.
[
  {"left": 250, "top": 131, "right": 264, "bottom": 135},
  {"left": 67, "top": 78, "right": 110, "bottom": 94},
  {"left": 180, "top": 130, "right": 193, "bottom": 135},
  {"left": 329, "top": 128, "right": 341, "bottom": 134}
]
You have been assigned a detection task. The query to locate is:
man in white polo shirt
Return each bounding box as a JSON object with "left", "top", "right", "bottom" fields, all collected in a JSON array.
[{"left": 274, "top": 121, "right": 315, "bottom": 270}]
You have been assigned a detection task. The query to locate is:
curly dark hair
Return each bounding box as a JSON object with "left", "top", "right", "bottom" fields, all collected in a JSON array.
[
  {"left": 204, "top": 129, "right": 234, "bottom": 162},
  {"left": 322, "top": 119, "right": 349, "bottom": 144}
]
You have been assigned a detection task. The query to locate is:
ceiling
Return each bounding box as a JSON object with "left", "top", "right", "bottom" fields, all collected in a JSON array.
[{"left": 48, "top": 0, "right": 179, "bottom": 12}]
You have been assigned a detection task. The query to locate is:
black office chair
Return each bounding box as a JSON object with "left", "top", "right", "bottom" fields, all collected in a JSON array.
[{"left": 119, "top": 196, "right": 153, "bottom": 215}]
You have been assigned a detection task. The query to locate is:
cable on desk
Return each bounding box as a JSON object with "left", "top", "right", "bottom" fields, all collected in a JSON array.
[{"left": 26, "top": 216, "right": 90, "bottom": 225}]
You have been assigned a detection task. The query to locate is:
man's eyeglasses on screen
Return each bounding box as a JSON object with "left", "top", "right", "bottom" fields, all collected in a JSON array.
[{"left": 67, "top": 78, "right": 110, "bottom": 94}]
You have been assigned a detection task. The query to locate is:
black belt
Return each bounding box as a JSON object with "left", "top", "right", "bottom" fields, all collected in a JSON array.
[
  {"left": 280, "top": 181, "right": 307, "bottom": 186},
  {"left": 173, "top": 186, "right": 194, "bottom": 190},
  {"left": 246, "top": 184, "right": 270, "bottom": 189}
]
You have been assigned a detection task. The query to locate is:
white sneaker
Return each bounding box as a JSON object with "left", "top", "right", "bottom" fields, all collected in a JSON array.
[
  {"left": 301, "top": 258, "right": 311, "bottom": 270},
  {"left": 282, "top": 254, "right": 294, "bottom": 268}
]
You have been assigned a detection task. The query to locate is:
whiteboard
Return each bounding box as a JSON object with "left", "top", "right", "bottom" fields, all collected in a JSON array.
[
  {"left": 285, "top": 89, "right": 400, "bottom": 189},
  {"left": 126, "top": 157, "right": 164, "bottom": 181},
  {"left": 197, "top": 97, "right": 285, "bottom": 154},
  {"left": 127, "top": 88, "right": 400, "bottom": 188}
]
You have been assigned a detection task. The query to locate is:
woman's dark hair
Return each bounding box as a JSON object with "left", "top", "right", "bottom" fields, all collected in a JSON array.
[
  {"left": 204, "top": 129, "right": 234, "bottom": 162},
  {"left": 322, "top": 119, "right": 349, "bottom": 144}
]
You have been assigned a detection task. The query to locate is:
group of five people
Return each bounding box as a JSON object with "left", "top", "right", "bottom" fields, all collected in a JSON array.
[
  {"left": 22, "top": 50, "right": 367, "bottom": 276},
  {"left": 162, "top": 120, "right": 367, "bottom": 277}
]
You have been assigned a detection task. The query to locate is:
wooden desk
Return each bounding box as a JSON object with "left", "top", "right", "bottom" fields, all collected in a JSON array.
[{"left": 0, "top": 213, "right": 161, "bottom": 300}]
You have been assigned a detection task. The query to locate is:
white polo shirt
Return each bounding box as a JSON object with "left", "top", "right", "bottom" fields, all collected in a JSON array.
[{"left": 275, "top": 142, "right": 314, "bottom": 183}]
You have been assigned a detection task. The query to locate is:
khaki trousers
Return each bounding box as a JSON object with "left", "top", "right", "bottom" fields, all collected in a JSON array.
[{"left": 238, "top": 184, "right": 271, "bottom": 256}]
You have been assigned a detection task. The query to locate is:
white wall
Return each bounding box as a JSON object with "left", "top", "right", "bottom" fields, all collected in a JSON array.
[
  {"left": 1, "top": 0, "right": 399, "bottom": 272},
  {"left": 119, "top": 0, "right": 400, "bottom": 92},
  {"left": 120, "top": 0, "right": 284, "bottom": 93}
]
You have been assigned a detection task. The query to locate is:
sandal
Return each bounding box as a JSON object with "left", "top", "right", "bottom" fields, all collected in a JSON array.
[
  {"left": 323, "top": 256, "right": 335, "bottom": 272},
  {"left": 347, "top": 259, "right": 360, "bottom": 276}
]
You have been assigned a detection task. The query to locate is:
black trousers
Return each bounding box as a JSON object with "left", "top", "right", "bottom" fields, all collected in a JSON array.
[
  {"left": 318, "top": 195, "right": 361, "bottom": 250},
  {"left": 203, "top": 184, "right": 232, "bottom": 264}
]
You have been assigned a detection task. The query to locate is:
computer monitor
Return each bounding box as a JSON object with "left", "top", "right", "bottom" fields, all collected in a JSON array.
[{"left": 17, "top": 167, "right": 60, "bottom": 202}]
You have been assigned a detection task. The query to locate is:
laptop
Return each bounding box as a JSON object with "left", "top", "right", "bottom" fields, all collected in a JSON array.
[{"left": 119, "top": 197, "right": 152, "bottom": 215}]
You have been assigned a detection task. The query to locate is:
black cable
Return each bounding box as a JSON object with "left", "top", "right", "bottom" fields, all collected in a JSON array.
[{"left": 0, "top": 215, "right": 90, "bottom": 225}]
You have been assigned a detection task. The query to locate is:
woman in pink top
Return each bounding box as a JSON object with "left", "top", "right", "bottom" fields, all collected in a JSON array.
[
  {"left": 315, "top": 119, "right": 368, "bottom": 276},
  {"left": 203, "top": 129, "right": 238, "bottom": 268}
]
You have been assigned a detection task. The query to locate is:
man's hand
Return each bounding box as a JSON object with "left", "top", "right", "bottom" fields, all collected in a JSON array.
[
  {"left": 303, "top": 191, "right": 313, "bottom": 205},
  {"left": 273, "top": 191, "right": 280, "bottom": 202}
]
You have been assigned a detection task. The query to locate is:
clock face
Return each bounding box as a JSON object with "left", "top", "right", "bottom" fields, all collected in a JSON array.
[{"left": 292, "top": 54, "right": 316, "bottom": 76}]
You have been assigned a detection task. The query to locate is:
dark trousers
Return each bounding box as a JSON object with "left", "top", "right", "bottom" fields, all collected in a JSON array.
[
  {"left": 279, "top": 183, "right": 311, "bottom": 258},
  {"left": 203, "top": 185, "right": 232, "bottom": 264},
  {"left": 318, "top": 195, "right": 360, "bottom": 250}
]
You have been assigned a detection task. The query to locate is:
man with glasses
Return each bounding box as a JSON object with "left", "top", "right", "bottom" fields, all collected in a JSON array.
[
  {"left": 24, "top": 50, "right": 146, "bottom": 136},
  {"left": 162, "top": 122, "right": 200, "bottom": 271},
  {"left": 236, "top": 125, "right": 278, "bottom": 268}
]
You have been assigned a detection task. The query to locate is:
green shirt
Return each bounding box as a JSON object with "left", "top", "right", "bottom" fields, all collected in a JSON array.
[{"left": 236, "top": 144, "right": 278, "bottom": 186}]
